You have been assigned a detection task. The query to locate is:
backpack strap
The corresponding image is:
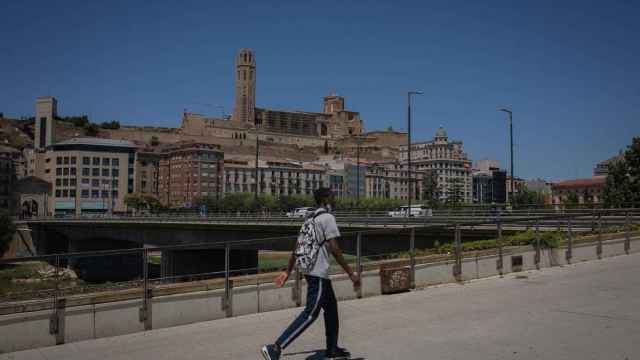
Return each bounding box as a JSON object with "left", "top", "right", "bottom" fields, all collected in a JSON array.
[
  {"left": 312, "top": 208, "right": 327, "bottom": 219},
  {"left": 311, "top": 208, "right": 328, "bottom": 245}
]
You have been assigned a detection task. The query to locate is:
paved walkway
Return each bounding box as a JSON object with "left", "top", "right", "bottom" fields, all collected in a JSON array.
[{"left": 3, "top": 253, "right": 639, "bottom": 360}]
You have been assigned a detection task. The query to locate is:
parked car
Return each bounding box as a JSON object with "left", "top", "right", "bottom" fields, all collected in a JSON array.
[
  {"left": 286, "top": 207, "right": 315, "bottom": 218},
  {"left": 388, "top": 205, "right": 432, "bottom": 217}
]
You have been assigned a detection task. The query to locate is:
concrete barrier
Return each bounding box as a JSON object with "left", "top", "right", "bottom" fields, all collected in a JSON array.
[{"left": 1, "top": 236, "right": 639, "bottom": 354}]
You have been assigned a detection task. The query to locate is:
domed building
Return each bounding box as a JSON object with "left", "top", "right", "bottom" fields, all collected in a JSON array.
[{"left": 399, "top": 127, "right": 472, "bottom": 203}]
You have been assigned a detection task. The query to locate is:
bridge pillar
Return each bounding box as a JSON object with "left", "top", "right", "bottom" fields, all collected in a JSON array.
[{"left": 159, "top": 249, "right": 258, "bottom": 282}]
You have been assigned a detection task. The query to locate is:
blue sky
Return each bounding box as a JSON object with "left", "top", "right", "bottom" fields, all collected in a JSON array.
[{"left": 2, "top": 0, "right": 639, "bottom": 181}]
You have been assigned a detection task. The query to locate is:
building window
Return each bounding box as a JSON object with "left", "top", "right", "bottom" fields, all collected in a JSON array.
[
  {"left": 56, "top": 178, "right": 61, "bottom": 186},
  {"left": 92, "top": 179, "right": 100, "bottom": 187},
  {"left": 93, "top": 157, "right": 100, "bottom": 166},
  {"left": 56, "top": 168, "right": 62, "bottom": 176},
  {"left": 82, "top": 168, "right": 90, "bottom": 176},
  {"left": 112, "top": 169, "right": 119, "bottom": 177},
  {"left": 91, "top": 190, "right": 99, "bottom": 198},
  {"left": 71, "top": 157, "right": 77, "bottom": 165},
  {"left": 102, "top": 158, "right": 110, "bottom": 166},
  {"left": 112, "top": 158, "right": 119, "bottom": 167},
  {"left": 56, "top": 157, "right": 62, "bottom": 165},
  {"left": 62, "top": 178, "right": 69, "bottom": 186},
  {"left": 83, "top": 157, "right": 90, "bottom": 165},
  {"left": 81, "top": 190, "right": 89, "bottom": 198},
  {"left": 101, "top": 190, "right": 109, "bottom": 198},
  {"left": 102, "top": 169, "right": 109, "bottom": 177},
  {"left": 62, "top": 190, "right": 68, "bottom": 197},
  {"left": 82, "top": 178, "right": 90, "bottom": 185},
  {"left": 92, "top": 168, "right": 100, "bottom": 176},
  {"left": 112, "top": 190, "right": 118, "bottom": 198},
  {"left": 70, "top": 189, "right": 76, "bottom": 197},
  {"left": 63, "top": 157, "right": 69, "bottom": 165},
  {"left": 112, "top": 179, "right": 119, "bottom": 187},
  {"left": 70, "top": 178, "right": 77, "bottom": 186},
  {"left": 55, "top": 190, "right": 61, "bottom": 197}
]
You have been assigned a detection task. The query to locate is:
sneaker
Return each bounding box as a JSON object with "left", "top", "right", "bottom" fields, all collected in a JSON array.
[
  {"left": 261, "top": 344, "right": 280, "bottom": 360},
  {"left": 325, "top": 346, "right": 350, "bottom": 358}
]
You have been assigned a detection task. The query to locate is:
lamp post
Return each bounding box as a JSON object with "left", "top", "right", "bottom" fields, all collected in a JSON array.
[
  {"left": 407, "top": 91, "right": 423, "bottom": 216},
  {"left": 355, "top": 136, "right": 364, "bottom": 207},
  {"left": 499, "top": 108, "right": 514, "bottom": 207},
  {"left": 254, "top": 128, "right": 260, "bottom": 205}
]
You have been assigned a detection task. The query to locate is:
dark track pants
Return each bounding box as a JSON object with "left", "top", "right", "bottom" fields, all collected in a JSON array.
[{"left": 275, "top": 275, "right": 338, "bottom": 350}]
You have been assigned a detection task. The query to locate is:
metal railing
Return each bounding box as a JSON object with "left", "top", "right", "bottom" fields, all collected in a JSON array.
[{"left": 2, "top": 208, "right": 639, "bottom": 345}]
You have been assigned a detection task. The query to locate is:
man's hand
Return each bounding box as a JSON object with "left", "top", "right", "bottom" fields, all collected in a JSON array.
[
  {"left": 350, "top": 273, "right": 361, "bottom": 290},
  {"left": 274, "top": 271, "right": 290, "bottom": 288}
]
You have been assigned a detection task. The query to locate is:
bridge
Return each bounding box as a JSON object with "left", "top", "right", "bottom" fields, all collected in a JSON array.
[
  {"left": 14, "top": 209, "right": 638, "bottom": 282},
  {"left": 2, "top": 249, "right": 638, "bottom": 359}
]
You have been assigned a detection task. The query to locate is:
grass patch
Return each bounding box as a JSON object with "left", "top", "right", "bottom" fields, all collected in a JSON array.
[
  {"left": 0, "top": 262, "right": 58, "bottom": 298},
  {"left": 148, "top": 255, "right": 161, "bottom": 265}
]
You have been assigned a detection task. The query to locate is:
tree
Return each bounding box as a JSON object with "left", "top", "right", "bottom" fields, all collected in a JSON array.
[
  {"left": 446, "top": 178, "right": 464, "bottom": 207},
  {"left": 125, "top": 193, "right": 164, "bottom": 213},
  {"left": 512, "top": 185, "right": 544, "bottom": 209},
  {"left": 99, "top": 120, "right": 120, "bottom": 129},
  {"left": 124, "top": 193, "right": 144, "bottom": 212},
  {"left": 564, "top": 192, "right": 580, "bottom": 209},
  {"left": 85, "top": 123, "right": 99, "bottom": 136},
  {"left": 0, "top": 211, "right": 16, "bottom": 258},
  {"left": 624, "top": 137, "right": 640, "bottom": 204},
  {"left": 603, "top": 160, "right": 632, "bottom": 208},
  {"left": 421, "top": 170, "right": 440, "bottom": 208}
]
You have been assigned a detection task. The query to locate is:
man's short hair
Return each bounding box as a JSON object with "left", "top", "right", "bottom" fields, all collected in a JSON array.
[{"left": 314, "top": 187, "right": 333, "bottom": 205}]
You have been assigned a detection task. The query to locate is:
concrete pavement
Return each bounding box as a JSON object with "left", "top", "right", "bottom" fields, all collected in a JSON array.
[{"left": 2, "top": 253, "right": 639, "bottom": 360}]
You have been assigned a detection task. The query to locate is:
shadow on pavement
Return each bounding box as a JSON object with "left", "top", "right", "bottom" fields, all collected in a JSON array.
[{"left": 283, "top": 349, "right": 365, "bottom": 360}]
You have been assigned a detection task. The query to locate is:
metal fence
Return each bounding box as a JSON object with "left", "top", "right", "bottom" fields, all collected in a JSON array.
[{"left": 3, "top": 208, "right": 639, "bottom": 345}]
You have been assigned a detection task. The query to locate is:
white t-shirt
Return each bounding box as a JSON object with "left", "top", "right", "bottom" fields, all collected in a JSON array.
[{"left": 308, "top": 208, "right": 341, "bottom": 279}]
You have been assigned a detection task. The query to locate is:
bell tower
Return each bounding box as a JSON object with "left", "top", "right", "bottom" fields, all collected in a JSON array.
[{"left": 233, "top": 49, "right": 256, "bottom": 125}]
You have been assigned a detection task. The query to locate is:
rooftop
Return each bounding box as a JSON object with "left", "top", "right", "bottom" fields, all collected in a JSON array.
[
  {"left": 553, "top": 176, "right": 606, "bottom": 188},
  {"left": 53, "top": 137, "right": 137, "bottom": 148}
]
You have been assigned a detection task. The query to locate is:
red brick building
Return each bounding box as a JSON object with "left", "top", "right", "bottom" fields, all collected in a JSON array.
[
  {"left": 157, "top": 142, "right": 224, "bottom": 207},
  {"left": 551, "top": 176, "right": 606, "bottom": 206}
]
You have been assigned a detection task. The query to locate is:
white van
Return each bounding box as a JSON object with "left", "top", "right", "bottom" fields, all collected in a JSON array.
[{"left": 388, "top": 204, "right": 431, "bottom": 217}]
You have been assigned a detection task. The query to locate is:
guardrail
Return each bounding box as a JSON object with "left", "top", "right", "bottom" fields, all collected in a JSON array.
[{"left": 2, "top": 208, "right": 639, "bottom": 350}]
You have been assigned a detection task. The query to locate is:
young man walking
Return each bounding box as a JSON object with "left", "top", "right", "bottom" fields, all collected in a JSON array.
[{"left": 261, "top": 187, "right": 360, "bottom": 360}]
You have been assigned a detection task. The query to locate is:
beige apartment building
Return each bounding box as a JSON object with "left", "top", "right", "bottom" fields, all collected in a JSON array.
[
  {"left": 223, "top": 158, "right": 326, "bottom": 197},
  {"left": 365, "top": 161, "right": 426, "bottom": 201},
  {"left": 399, "top": 127, "right": 472, "bottom": 203},
  {"left": 45, "top": 138, "right": 137, "bottom": 215}
]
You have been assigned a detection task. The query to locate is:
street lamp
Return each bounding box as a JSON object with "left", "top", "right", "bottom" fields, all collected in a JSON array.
[
  {"left": 355, "top": 136, "right": 364, "bottom": 207},
  {"left": 498, "top": 108, "right": 514, "bottom": 207},
  {"left": 407, "top": 91, "right": 424, "bottom": 216},
  {"left": 254, "top": 127, "right": 260, "bottom": 205}
]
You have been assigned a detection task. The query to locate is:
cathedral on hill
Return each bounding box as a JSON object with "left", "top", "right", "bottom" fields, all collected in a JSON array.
[{"left": 181, "top": 49, "right": 364, "bottom": 146}]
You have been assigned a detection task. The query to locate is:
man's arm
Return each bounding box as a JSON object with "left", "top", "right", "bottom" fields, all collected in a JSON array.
[
  {"left": 275, "top": 250, "right": 296, "bottom": 288},
  {"left": 328, "top": 238, "right": 361, "bottom": 288}
]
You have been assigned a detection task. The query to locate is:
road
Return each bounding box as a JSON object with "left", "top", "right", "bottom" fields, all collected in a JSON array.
[{"left": 3, "top": 253, "right": 639, "bottom": 360}]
